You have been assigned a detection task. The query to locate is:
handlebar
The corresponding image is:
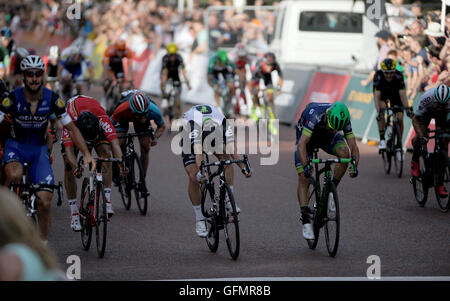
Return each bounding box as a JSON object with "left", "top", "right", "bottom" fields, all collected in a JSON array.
[
  {"left": 200, "top": 154, "right": 251, "bottom": 177},
  {"left": 10, "top": 182, "right": 64, "bottom": 206}
]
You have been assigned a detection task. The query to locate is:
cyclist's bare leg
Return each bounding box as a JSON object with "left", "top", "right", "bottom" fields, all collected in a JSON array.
[
  {"left": 376, "top": 102, "right": 387, "bottom": 135},
  {"left": 333, "top": 145, "right": 350, "bottom": 181},
  {"left": 297, "top": 172, "right": 309, "bottom": 207},
  {"left": 63, "top": 156, "right": 77, "bottom": 200},
  {"left": 396, "top": 111, "right": 405, "bottom": 139},
  {"left": 4, "top": 162, "right": 23, "bottom": 188},
  {"left": 36, "top": 190, "right": 52, "bottom": 240},
  {"left": 185, "top": 163, "right": 202, "bottom": 206},
  {"left": 174, "top": 90, "right": 181, "bottom": 119},
  {"left": 138, "top": 135, "right": 151, "bottom": 177}
]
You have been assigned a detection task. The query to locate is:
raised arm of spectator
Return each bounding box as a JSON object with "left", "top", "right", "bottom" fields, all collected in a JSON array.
[{"left": 439, "top": 38, "right": 450, "bottom": 60}]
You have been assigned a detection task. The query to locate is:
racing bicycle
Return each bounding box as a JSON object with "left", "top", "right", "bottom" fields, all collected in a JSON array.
[
  {"left": 256, "top": 87, "right": 277, "bottom": 142},
  {"left": 77, "top": 156, "right": 122, "bottom": 258},
  {"left": 116, "top": 131, "right": 154, "bottom": 216},
  {"left": 306, "top": 150, "right": 358, "bottom": 257},
  {"left": 200, "top": 154, "right": 251, "bottom": 260},
  {"left": 411, "top": 127, "right": 450, "bottom": 213},
  {"left": 161, "top": 79, "right": 182, "bottom": 124}
]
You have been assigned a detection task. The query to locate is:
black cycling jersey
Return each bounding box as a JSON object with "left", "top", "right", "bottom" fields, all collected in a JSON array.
[
  {"left": 251, "top": 58, "right": 283, "bottom": 86},
  {"left": 161, "top": 54, "right": 184, "bottom": 82},
  {"left": 373, "top": 70, "right": 405, "bottom": 107}
]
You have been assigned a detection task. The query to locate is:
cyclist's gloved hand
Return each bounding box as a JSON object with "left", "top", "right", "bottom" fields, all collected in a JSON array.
[
  {"left": 196, "top": 170, "right": 206, "bottom": 183},
  {"left": 117, "top": 162, "right": 129, "bottom": 177},
  {"left": 73, "top": 166, "right": 83, "bottom": 179},
  {"left": 406, "top": 107, "right": 414, "bottom": 118},
  {"left": 349, "top": 166, "right": 358, "bottom": 178},
  {"left": 419, "top": 136, "right": 428, "bottom": 146},
  {"left": 241, "top": 166, "right": 252, "bottom": 177},
  {"left": 303, "top": 164, "right": 312, "bottom": 178}
]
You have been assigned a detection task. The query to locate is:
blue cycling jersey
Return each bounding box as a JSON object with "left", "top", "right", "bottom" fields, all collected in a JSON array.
[{"left": 59, "top": 55, "right": 90, "bottom": 77}]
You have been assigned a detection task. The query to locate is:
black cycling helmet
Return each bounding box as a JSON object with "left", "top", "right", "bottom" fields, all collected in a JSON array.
[
  {"left": 263, "top": 52, "right": 276, "bottom": 65},
  {"left": 0, "top": 78, "right": 7, "bottom": 96},
  {"left": 77, "top": 112, "right": 100, "bottom": 142}
]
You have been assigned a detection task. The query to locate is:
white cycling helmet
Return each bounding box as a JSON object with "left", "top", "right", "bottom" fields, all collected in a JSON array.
[
  {"left": 49, "top": 45, "right": 59, "bottom": 59},
  {"left": 20, "top": 55, "right": 45, "bottom": 72},
  {"left": 235, "top": 42, "right": 247, "bottom": 57}
]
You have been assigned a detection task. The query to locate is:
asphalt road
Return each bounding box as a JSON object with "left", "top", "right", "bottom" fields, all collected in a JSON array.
[{"left": 43, "top": 85, "right": 450, "bottom": 281}]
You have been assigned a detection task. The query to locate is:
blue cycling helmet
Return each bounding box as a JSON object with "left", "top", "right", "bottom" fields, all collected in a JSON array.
[
  {"left": 129, "top": 91, "right": 151, "bottom": 115},
  {"left": 1, "top": 27, "right": 11, "bottom": 38},
  {"left": 434, "top": 84, "right": 450, "bottom": 104}
]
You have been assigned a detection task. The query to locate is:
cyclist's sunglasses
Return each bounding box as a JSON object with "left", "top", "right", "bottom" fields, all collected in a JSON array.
[
  {"left": 382, "top": 70, "right": 395, "bottom": 74},
  {"left": 24, "top": 70, "right": 44, "bottom": 77}
]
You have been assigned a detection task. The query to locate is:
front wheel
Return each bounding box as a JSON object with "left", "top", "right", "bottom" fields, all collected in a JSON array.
[
  {"left": 131, "top": 154, "right": 148, "bottom": 216},
  {"left": 324, "top": 183, "right": 340, "bottom": 257},
  {"left": 80, "top": 177, "right": 92, "bottom": 250},
  {"left": 95, "top": 182, "right": 108, "bottom": 258},
  {"left": 412, "top": 153, "right": 429, "bottom": 207},
  {"left": 306, "top": 181, "right": 320, "bottom": 250},
  {"left": 222, "top": 183, "right": 240, "bottom": 260},
  {"left": 392, "top": 122, "right": 403, "bottom": 178}
]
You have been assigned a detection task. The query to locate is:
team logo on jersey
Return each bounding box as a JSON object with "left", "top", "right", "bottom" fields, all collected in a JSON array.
[
  {"left": 2, "top": 97, "right": 11, "bottom": 108},
  {"left": 195, "top": 105, "right": 212, "bottom": 114},
  {"left": 56, "top": 98, "right": 65, "bottom": 108}
]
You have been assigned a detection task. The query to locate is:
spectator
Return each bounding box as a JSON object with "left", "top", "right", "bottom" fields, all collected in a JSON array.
[
  {"left": 423, "top": 45, "right": 442, "bottom": 90},
  {"left": 401, "top": 46, "right": 419, "bottom": 99},
  {"left": 188, "top": 20, "right": 207, "bottom": 62},
  {"left": 411, "top": 1, "right": 423, "bottom": 19},
  {"left": 0, "top": 188, "right": 64, "bottom": 281}
]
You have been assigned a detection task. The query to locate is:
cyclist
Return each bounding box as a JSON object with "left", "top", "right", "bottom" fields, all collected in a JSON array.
[
  {"left": 0, "top": 78, "right": 10, "bottom": 183},
  {"left": 103, "top": 39, "right": 134, "bottom": 95},
  {"left": 1, "top": 27, "right": 15, "bottom": 56},
  {"left": 8, "top": 47, "right": 29, "bottom": 89},
  {"left": 295, "top": 102, "right": 359, "bottom": 240},
  {"left": 58, "top": 45, "right": 94, "bottom": 98},
  {"left": 61, "top": 95, "right": 126, "bottom": 231},
  {"left": 45, "top": 45, "right": 59, "bottom": 90},
  {"left": 410, "top": 84, "right": 450, "bottom": 197},
  {"left": 110, "top": 90, "right": 165, "bottom": 186},
  {"left": 207, "top": 49, "right": 236, "bottom": 115},
  {"left": 232, "top": 43, "right": 251, "bottom": 116},
  {"left": 373, "top": 58, "right": 413, "bottom": 151},
  {"left": 0, "top": 55, "right": 95, "bottom": 242},
  {"left": 160, "top": 43, "right": 191, "bottom": 121},
  {"left": 181, "top": 104, "right": 252, "bottom": 237},
  {"left": 249, "top": 52, "right": 283, "bottom": 124}
]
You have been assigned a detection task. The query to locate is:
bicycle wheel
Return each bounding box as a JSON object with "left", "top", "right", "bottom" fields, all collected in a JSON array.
[
  {"left": 324, "top": 183, "right": 340, "bottom": 257},
  {"left": 222, "top": 183, "right": 240, "bottom": 260},
  {"left": 200, "top": 183, "right": 215, "bottom": 218},
  {"left": 205, "top": 214, "right": 219, "bottom": 253},
  {"left": 80, "top": 177, "right": 92, "bottom": 250},
  {"left": 412, "top": 153, "right": 429, "bottom": 207},
  {"left": 131, "top": 154, "right": 148, "bottom": 216},
  {"left": 433, "top": 152, "right": 450, "bottom": 213},
  {"left": 118, "top": 159, "right": 131, "bottom": 210},
  {"left": 306, "top": 182, "right": 320, "bottom": 250},
  {"left": 392, "top": 123, "right": 403, "bottom": 178},
  {"left": 95, "top": 182, "right": 108, "bottom": 258}
]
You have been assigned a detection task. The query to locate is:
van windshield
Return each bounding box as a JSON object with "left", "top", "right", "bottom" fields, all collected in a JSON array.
[{"left": 299, "top": 11, "right": 363, "bottom": 33}]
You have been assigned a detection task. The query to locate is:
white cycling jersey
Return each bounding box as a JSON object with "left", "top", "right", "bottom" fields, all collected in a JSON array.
[{"left": 415, "top": 89, "right": 450, "bottom": 117}]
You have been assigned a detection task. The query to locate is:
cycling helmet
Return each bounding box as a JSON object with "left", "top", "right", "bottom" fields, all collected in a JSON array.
[
  {"left": 28, "top": 48, "right": 36, "bottom": 55},
  {"left": 0, "top": 27, "right": 11, "bottom": 38},
  {"left": 263, "top": 52, "right": 276, "bottom": 65},
  {"left": 166, "top": 43, "right": 178, "bottom": 54},
  {"left": 380, "top": 58, "right": 397, "bottom": 72},
  {"left": 216, "top": 49, "right": 228, "bottom": 64},
  {"left": 49, "top": 45, "right": 59, "bottom": 59},
  {"left": 326, "top": 102, "right": 350, "bottom": 131},
  {"left": 77, "top": 112, "right": 101, "bottom": 142},
  {"left": 434, "top": 84, "right": 450, "bottom": 104},
  {"left": 15, "top": 47, "right": 29, "bottom": 58},
  {"left": 20, "top": 55, "right": 45, "bottom": 72},
  {"left": 235, "top": 43, "right": 247, "bottom": 57},
  {"left": 114, "top": 39, "right": 126, "bottom": 51},
  {"left": 129, "top": 91, "right": 151, "bottom": 115}
]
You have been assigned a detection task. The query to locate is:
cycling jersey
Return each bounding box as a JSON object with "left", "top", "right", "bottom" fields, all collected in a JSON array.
[
  {"left": 181, "top": 104, "right": 234, "bottom": 167},
  {"left": 373, "top": 70, "right": 405, "bottom": 109},
  {"left": 104, "top": 45, "right": 133, "bottom": 77},
  {"left": 251, "top": 58, "right": 283, "bottom": 87},
  {"left": 414, "top": 88, "right": 450, "bottom": 125},
  {"left": 294, "top": 102, "right": 354, "bottom": 173},
  {"left": 9, "top": 52, "right": 26, "bottom": 75},
  {"left": 110, "top": 90, "right": 164, "bottom": 133},
  {"left": 46, "top": 62, "right": 58, "bottom": 78},
  {"left": 161, "top": 53, "right": 184, "bottom": 83},
  {"left": 59, "top": 55, "right": 90, "bottom": 79},
  {"left": 234, "top": 56, "right": 250, "bottom": 70},
  {"left": 62, "top": 95, "right": 117, "bottom": 148},
  {"left": 208, "top": 55, "right": 235, "bottom": 83}
]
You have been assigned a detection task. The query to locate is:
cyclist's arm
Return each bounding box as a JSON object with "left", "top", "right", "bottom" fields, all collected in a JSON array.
[
  {"left": 160, "top": 68, "right": 168, "bottom": 96},
  {"left": 345, "top": 135, "right": 360, "bottom": 166},
  {"left": 65, "top": 145, "right": 79, "bottom": 170},
  {"left": 412, "top": 115, "right": 425, "bottom": 138},
  {"left": 399, "top": 89, "right": 409, "bottom": 108},
  {"left": 374, "top": 90, "right": 382, "bottom": 113},
  {"left": 297, "top": 134, "right": 311, "bottom": 168},
  {"left": 181, "top": 68, "right": 190, "bottom": 88},
  {"left": 64, "top": 121, "right": 95, "bottom": 172},
  {"left": 110, "top": 138, "right": 123, "bottom": 159}
]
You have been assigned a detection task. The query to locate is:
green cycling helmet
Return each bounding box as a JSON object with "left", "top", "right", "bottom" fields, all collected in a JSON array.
[
  {"left": 326, "top": 102, "right": 350, "bottom": 131},
  {"left": 216, "top": 49, "right": 228, "bottom": 64}
]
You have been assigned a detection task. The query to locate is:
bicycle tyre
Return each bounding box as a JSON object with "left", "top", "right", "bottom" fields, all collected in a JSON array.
[
  {"left": 200, "top": 183, "right": 214, "bottom": 218},
  {"left": 80, "top": 177, "right": 92, "bottom": 251},
  {"left": 392, "top": 122, "right": 403, "bottom": 178},
  {"left": 412, "top": 152, "right": 429, "bottom": 207},
  {"left": 306, "top": 182, "right": 320, "bottom": 250},
  {"left": 381, "top": 150, "right": 391, "bottom": 174},
  {"left": 222, "top": 183, "right": 240, "bottom": 260},
  {"left": 118, "top": 158, "right": 131, "bottom": 210},
  {"left": 324, "top": 183, "right": 340, "bottom": 257},
  {"left": 95, "top": 182, "right": 108, "bottom": 258},
  {"left": 205, "top": 215, "right": 219, "bottom": 253},
  {"left": 132, "top": 153, "right": 148, "bottom": 216},
  {"left": 433, "top": 152, "right": 450, "bottom": 213}
]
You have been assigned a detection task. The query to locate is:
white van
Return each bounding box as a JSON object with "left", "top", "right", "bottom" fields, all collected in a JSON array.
[{"left": 271, "top": 0, "right": 380, "bottom": 72}]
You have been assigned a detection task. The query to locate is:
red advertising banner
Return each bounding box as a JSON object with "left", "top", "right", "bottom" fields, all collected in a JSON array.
[
  {"left": 123, "top": 48, "right": 152, "bottom": 88},
  {"left": 293, "top": 72, "right": 351, "bottom": 123}
]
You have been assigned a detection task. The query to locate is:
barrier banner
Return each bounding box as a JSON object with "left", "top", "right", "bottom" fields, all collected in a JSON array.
[
  {"left": 340, "top": 75, "right": 376, "bottom": 138},
  {"left": 274, "top": 67, "right": 314, "bottom": 125},
  {"left": 292, "top": 72, "right": 351, "bottom": 124},
  {"left": 129, "top": 48, "right": 152, "bottom": 88}
]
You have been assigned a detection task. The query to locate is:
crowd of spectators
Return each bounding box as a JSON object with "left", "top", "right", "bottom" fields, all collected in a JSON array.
[{"left": 362, "top": 0, "right": 450, "bottom": 100}]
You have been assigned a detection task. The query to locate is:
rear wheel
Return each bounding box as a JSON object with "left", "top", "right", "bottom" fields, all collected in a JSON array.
[
  {"left": 95, "top": 182, "right": 108, "bottom": 258},
  {"left": 131, "top": 154, "right": 148, "bottom": 216},
  {"left": 392, "top": 122, "right": 403, "bottom": 178},
  {"left": 413, "top": 152, "right": 429, "bottom": 207},
  {"left": 433, "top": 152, "right": 450, "bottom": 213},
  {"left": 223, "top": 183, "right": 240, "bottom": 260},
  {"left": 80, "top": 177, "right": 92, "bottom": 250},
  {"left": 324, "top": 183, "right": 340, "bottom": 257}
]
